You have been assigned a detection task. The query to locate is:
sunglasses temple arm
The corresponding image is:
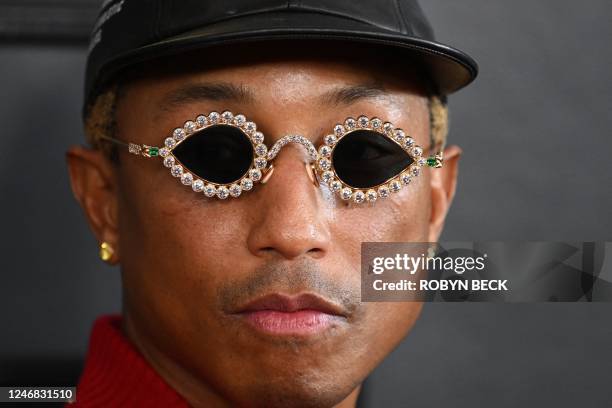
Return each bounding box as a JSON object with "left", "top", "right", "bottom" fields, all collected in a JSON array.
[
  {"left": 97, "top": 134, "right": 128, "bottom": 148},
  {"left": 97, "top": 135, "right": 160, "bottom": 158}
]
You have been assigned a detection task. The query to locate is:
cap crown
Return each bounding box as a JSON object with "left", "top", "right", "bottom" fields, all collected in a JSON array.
[{"left": 84, "top": 0, "right": 477, "bottom": 115}]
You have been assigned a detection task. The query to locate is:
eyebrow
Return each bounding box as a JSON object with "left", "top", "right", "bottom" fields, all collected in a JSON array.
[
  {"left": 158, "top": 82, "right": 255, "bottom": 112},
  {"left": 319, "top": 82, "right": 388, "bottom": 106},
  {"left": 157, "top": 80, "right": 388, "bottom": 113}
]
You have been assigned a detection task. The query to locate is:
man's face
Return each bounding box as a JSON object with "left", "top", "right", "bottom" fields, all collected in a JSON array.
[{"left": 69, "top": 44, "right": 460, "bottom": 407}]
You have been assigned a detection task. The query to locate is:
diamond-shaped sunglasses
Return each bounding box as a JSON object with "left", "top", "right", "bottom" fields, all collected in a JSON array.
[{"left": 100, "top": 111, "right": 443, "bottom": 204}]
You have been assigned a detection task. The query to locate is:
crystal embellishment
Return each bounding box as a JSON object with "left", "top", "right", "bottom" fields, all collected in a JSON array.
[
  {"left": 244, "top": 122, "right": 256, "bottom": 135},
  {"left": 255, "top": 144, "right": 268, "bottom": 157},
  {"left": 209, "top": 112, "right": 220, "bottom": 123},
  {"left": 319, "top": 145, "right": 332, "bottom": 157},
  {"left": 266, "top": 135, "right": 318, "bottom": 163},
  {"left": 334, "top": 125, "right": 344, "bottom": 137},
  {"left": 321, "top": 171, "right": 334, "bottom": 183},
  {"left": 192, "top": 179, "right": 204, "bottom": 192},
  {"left": 324, "top": 134, "right": 337, "bottom": 146},
  {"left": 252, "top": 132, "right": 264, "bottom": 144},
  {"left": 184, "top": 121, "right": 196, "bottom": 134},
  {"left": 353, "top": 190, "right": 365, "bottom": 203},
  {"left": 344, "top": 118, "right": 356, "bottom": 130},
  {"left": 378, "top": 186, "right": 390, "bottom": 198},
  {"left": 341, "top": 187, "right": 353, "bottom": 200},
  {"left": 163, "top": 156, "right": 175, "bottom": 168},
  {"left": 204, "top": 184, "right": 217, "bottom": 197},
  {"left": 181, "top": 172, "right": 193, "bottom": 186},
  {"left": 173, "top": 128, "right": 186, "bottom": 141},
  {"left": 394, "top": 129, "right": 405, "bottom": 143},
  {"left": 221, "top": 111, "right": 234, "bottom": 123},
  {"left": 383, "top": 122, "right": 394, "bottom": 135},
  {"left": 250, "top": 169, "right": 262, "bottom": 181},
  {"left": 318, "top": 158, "right": 331, "bottom": 171},
  {"left": 196, "top": 115, "right": 208, "bottom": 127},
  {"left": 234, "top": 114, "right": 246, "bottom": 127},
  {"left": 390, "top": 180, "right": 402, "bottom": 193},
  {"left": 229, "top": 184, "right": 242, "bottom": 197},
  {"left": 241, "top": 178, "right": 254, "bottom": 191},
  {"left": 171, "top": 164, "right": 183, "bottom": 177},
  {"left": 128, "top": 144, "right": 142, "bottom": 155},
  {"left": 165, "top": 137, "right": 176, "bottom": 148},
  {"left": 216, "top": 186, "right": 229, "bottom": 199},
  {"left": 401, "top": 172, "right": 412, "bottom": 185},
  {"left": 358, "top": 116, "right": 369, "bottom": 128}
]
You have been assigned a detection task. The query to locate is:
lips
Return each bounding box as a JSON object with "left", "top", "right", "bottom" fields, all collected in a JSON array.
[{"left": 231, "top": 293, "right": 348, "bottom": 337}]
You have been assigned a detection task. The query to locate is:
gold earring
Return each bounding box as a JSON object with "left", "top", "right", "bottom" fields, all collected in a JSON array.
[{"left": 99, "top": 242, "right": 114, "bottom": 263}]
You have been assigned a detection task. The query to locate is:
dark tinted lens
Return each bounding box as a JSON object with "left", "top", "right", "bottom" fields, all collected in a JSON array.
[
  {"left": 172, "top": 125, "right": 254, "bottom": 184},
  {"left": 332, "top": 130, "right": 413, "bottom": 188}
]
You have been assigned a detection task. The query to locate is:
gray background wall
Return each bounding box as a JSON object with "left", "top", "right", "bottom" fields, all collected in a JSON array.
[{"left": 1, "top": 1, "right": 610, "bottom": 406}]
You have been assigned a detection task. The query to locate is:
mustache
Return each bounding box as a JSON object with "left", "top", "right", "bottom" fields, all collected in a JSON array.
[{"left": 217, "top": 258, "right": 361, "bottom": 316}]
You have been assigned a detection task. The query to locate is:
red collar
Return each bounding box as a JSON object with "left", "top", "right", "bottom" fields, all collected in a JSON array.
[{"left": 70, "top": 315, "right": 189, "bottom": 407}]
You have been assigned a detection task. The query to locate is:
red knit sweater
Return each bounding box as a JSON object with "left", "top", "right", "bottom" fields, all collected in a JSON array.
[{"left": 68, "top": 315, "right": 189, "bottom": 407}]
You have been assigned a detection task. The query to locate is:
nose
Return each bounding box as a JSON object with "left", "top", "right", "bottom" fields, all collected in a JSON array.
[{"left": 246, "top": 143, "right": 331, "bottom": 260}]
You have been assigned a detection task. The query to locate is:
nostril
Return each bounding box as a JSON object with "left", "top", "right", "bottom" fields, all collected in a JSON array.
[{"left": 306, "top": 247, "right": 325, "bottom": 259}]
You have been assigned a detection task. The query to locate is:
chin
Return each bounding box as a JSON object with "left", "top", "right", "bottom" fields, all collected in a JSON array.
[{"left": 233, "top": 376, "right": 359, "bottom": 408}]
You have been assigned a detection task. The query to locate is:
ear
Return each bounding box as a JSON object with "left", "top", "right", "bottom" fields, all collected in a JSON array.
[
  {"left": 428, "top": 145, "right": 462, "bottom": 241},
  {"left": 66, "top": 146, "right": 120, "bottom": 263}
]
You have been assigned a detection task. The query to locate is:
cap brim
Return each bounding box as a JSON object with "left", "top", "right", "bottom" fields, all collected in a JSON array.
[{"left": 93, "top": 11, "right": 478, "bottom": 101}]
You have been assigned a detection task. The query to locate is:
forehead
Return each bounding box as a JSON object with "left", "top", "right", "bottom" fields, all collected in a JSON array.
[
  {"left": 120, "top": 41, "right": 431, "bottom": 102},
  {"left": 115, "top": 41, "right": 432, "bottom": 146}
]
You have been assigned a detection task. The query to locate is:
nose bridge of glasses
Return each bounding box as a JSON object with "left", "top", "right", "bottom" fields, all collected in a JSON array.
[
  {"left": 266, "top": 134, "right": 319, "bottom": 163},
  {"left": 261, "top": 134, "right": 320, "bottom": 187}
]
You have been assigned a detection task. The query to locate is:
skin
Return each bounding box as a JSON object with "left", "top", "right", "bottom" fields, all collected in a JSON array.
[{"left": 67, "top": 43, "right": 461, "bottom": 408}]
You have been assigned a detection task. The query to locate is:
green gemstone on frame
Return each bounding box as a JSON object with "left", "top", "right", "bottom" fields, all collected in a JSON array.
[
  {"left": 427, "top": 157, "right": 437, "bottom": 167},
  {"left": 149, "top": 147, "right": 159, "bottom": 157}
]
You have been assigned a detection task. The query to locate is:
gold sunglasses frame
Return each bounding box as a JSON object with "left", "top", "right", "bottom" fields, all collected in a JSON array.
[
  {"left": 100, "top": 110, "right": 443, "bottom": 204},
  {"left": 313, "top": 115, "right": 440, "bottom": 203}
]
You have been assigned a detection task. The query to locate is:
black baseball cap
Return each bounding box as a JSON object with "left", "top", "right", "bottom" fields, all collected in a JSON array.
[{"left": 84, "top": 0, "right": 478, "bottom": 117}]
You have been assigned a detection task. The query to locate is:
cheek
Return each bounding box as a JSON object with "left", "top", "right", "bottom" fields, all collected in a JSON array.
[
  {"left": 366, "top": 301, "right": 423, "bottom": 349},
  {"left": 331, "top": 176, "right": 432, "bottom": 248},
  {"left": 118, "top": 156, "right": 251, "bottom": 264},
  {"left": 117, "top": 176, "right": 253, "bottom": 324},
  {"left": 122, "top": 193, "right": 250, "bottom": 273}
]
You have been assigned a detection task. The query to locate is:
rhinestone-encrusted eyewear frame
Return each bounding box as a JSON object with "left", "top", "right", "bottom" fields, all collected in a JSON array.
[{"left": 99, "top": 111, "right": 444, "bottom": 204}]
